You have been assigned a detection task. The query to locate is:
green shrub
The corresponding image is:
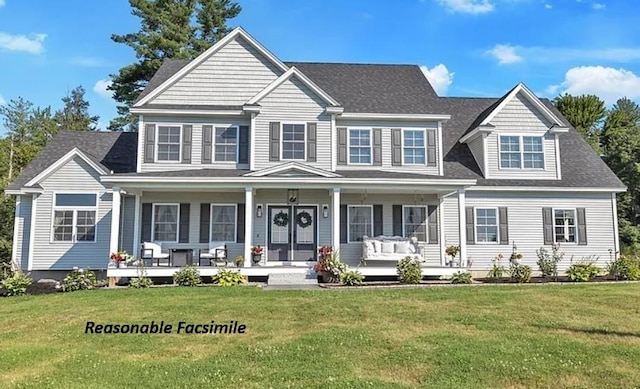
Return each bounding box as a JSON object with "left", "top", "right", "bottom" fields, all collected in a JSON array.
[
  {"left": 396, "top": 256, "right": 422, "bottom": 284},
  {"left": 1, "top": 271, "right": 33, "bottom": 296},
  {"left": 340, "top": 270, "right": 364, "bottom": 286},
  {"left": 536, "top": 245, "right": 564, "bottom": 278},
  {"left": 129, "top": 277, "right": 153, "bottom": 288},
  {"left": 566, "top": 261, "right": 601, "bottom": 282},
  {"left": 488, "top": 254, "right": 506, "bottom": 278},
  {"left": 212, "top": 269, "right": 246, "bottom": 286},
  {"left": 173, "top": 266, "right": 201, "bottom": 286},
  {"left": 509, "top": 263, "right": 532, "bottom": 283},
  {"left": 450, "top": 271, "right": 473, "bottom": 284},
  {"left": 62, "top": 268, "right": 97, "bottom": 292},
  {"left": 607, "top": 256, "right": 640, "bottom": 281}
]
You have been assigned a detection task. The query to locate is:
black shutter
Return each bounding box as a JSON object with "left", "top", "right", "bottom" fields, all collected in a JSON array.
[
  {"left": 392, "top": 205, "right": 403, "bottom": 237},
  {"left": 373, "top": 204, "right": 383, "bottom": 236},
  {"left": 237, "top": 204, "right": 245, "bottom": 243},
  {"left": 428, "top": 205, "right": 438, "bottom": 244},
  {"left": 269, "top": 122, "right": 280, "bottom": 161},
  {"left": 144, "top": 124, "right": 155, "bottom": 163},
  {"left": 426, "top": 128, "right": 437, "bottom": 167},
  {"left": 307, "top": 122, "right": 317, "bottom": 162},
  {"left": 141, "top": 203, "right": 152, "bottom": 242},
  {"left": 499, "top": 207, "right": 509, "bottom": 245},
  {"left": 391, "top": 128, "right": 402, "bottom": 166},
  {"left": 199, "top": 203, "right": 210, "bottom": 243},
  {"left": 577, "top": 208, "right": 587, "bottom": 245},
  {"left": 466, "top": 207, "right": 475, "bottom": 244},
  {"left": 337, "top": 127, "right": 347, "bottom": 165},
  {"left": 179, "top": 203, "right": 190, "bottom": 243},
  {"left": 372, "top": 128, "right": 382, "bottom": 166},
  {"left": 238, "top": 125, "right": 249, "bottom": 164},
  {"left": 542, "top": 207, "right": 553, "bottom": 245},
  {"left": 202, "top": 125, "right": 213, "bottom": 164},
  {"left": 182, "top": 125, "right": 192, "bottom": 164},
  {"left": 340, "top": 204, "right": 348, "bottom": 243}
]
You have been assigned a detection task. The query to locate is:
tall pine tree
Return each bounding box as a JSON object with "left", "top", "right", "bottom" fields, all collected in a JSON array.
[
  {"left": 553, "top": 94, "right": 606, "bottom": 153},
  {"left": 54, "top": 86, "right": 99, "bottom": 132}
]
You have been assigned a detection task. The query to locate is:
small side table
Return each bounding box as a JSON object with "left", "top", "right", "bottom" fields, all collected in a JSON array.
[{"left": 171, "top": 249, "right": 194, "bottom": 266}]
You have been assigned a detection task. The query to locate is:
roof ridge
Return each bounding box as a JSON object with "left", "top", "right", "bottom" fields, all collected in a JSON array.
[{"left": 285, "top": 61, "right": 420, "bottom": 67}]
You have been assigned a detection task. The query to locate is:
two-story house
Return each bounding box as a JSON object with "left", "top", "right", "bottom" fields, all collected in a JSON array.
[{"left": 6, "top": 27, "right": 625, "bottom": 281}]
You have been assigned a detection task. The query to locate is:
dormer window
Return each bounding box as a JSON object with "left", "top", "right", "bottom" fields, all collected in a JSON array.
[{"left": 499, "top": 135, "right": 544, "bottom": 169}]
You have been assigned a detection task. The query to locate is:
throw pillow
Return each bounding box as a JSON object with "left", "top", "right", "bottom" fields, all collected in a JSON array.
[
  {"left": 364, "top": 241, "right": 375, "bottom": 255},
  {"left": 395, "top": 241, "right": 412, "bottom": 254},
  {"left": 381, "top": 242, "right": 395, "bottom": 254},
  {"left": 372, "top": 240, "right": 382, "bottom": 253}
]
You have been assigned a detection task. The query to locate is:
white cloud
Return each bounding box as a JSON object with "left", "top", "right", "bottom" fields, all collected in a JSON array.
[
  {"left": 0, "top": 0, "right": 5, "bottom": 7},
  {"left": 0, "top": 32, "right": 46, "bottom": 54},
  {"left": 486, "top": 44, "right": 523, "bottom": 65},
  {"left": 420, "top": 64, "right": 454, "bottom": 95},
  {"left": 93, "top": 79, "right": 113, "bottom": 99},
  {"left": 436, "top": 0, "right": 494, "bottom": 14},
  {"left": 544, "top": 3, "right": 552, "bottom": 9},
  {"left": 547, "top": 66, "right": 640, "bottom": 104},
  {"left": 0, "top": 93, "right": 6, "bottom": 106},
  {"left": 592, "top": 2, "right": 605, "bottom": 10}
]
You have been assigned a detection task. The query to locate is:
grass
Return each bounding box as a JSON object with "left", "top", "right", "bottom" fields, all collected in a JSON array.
[{"left": 1, "top": 284, "right": 640, "bottom": 388}]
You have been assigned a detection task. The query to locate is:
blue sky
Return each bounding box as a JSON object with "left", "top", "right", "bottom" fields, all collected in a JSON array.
[{"left": 1, "top": 0, "right": 639, "bottom": 134}]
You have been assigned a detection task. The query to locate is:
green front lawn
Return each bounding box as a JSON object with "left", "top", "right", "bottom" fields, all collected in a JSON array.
[{"left": 1, "top": 284, "right": 640, "bottom": 388}]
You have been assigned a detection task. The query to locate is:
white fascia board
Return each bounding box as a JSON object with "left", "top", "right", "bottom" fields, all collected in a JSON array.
[
  {"left": 338, "top": 112, "right": 451, "bottom": 121},
  {"left": 325, "top": 106, "right": 344, "bottom": 114},
  {"left": 129, "top": 107, "right": 246, "bottom": 116},
  {"left": 242, "top": 105, "right": 261, "bottom": 113},
  {"left": 549, "top": 126, "right": 569, "bottom": 134},
  {"left": 468, "top": 186, "right": 627, "bottom": 193},
  {"left": 481, "top": 83, "right": 563, "bottom": 127},
  {"left": 25, "top": 148, "right": 108, "bottom": 187},
  {"left": 459, "top": 126, "right": 494, "bottom": 144},
  {"left": 134, "top": 27, "right": 289, "bottom": 107},
  {"left": 4, "top": 188, "right": 44, "bottom": 195},
  {"left": 246, "top": 67, "right": 342, "bottom": 107}
]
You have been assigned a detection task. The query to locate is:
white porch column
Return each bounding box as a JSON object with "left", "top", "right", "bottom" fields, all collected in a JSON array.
[
  {"left": 11, "top": 195, "right": 20, "bottom": 271},
  {"left": 457, "top": 189, "right": 467, "bottom": 267},
  {"left": 27, "top": 193, "right": 38, "bottom": 271},
  {"left": 109, "top": 187, "right": 121, "bottom": 255},
  {"left": 612, "top": 192, "right": 620, "bottom": 258},
  {"left": 132, "top": 192, "right": 142, "bottom": 257},
  {"left": 332, "top": 188, "right": 341, "bottom": 249},
  {"left": 243, "top": 187, "right": 254, "bottom": 267},
  {"left": 438, "top": 195, "right": 446, "bottom": 266}
]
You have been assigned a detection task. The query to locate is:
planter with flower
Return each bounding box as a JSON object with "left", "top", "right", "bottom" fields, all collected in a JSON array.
[
  {"left": 110, "top": 251, "right": 134, "bottom": 268},
  {"left": 313, "top": 246, "right": 346, "bottom": 283},
  {"left": 445, "top": 245, "right": 460, "bottom": 267},
  {"left": 251, "top": 245, "right": 263, "bottom": 266}
]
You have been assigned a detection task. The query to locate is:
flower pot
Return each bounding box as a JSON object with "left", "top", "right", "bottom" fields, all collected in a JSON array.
[
  {"left": 251, "top": 253, "right": 262, "bottom": 266},
  {"left": 118, "top": 262, "right": 127, "bottom": 268},
  {"left": 320, "top": 271, "right": 339, "bottom": 283},
  {"left": 108, "top": 261, "right": 117, "bottom": 269}
]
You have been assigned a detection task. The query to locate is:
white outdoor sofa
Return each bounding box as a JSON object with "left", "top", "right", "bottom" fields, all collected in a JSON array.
[
  {"left": 141, "top": 242, "right": 171, "bottom": 266},
  {"left": 361, "top": 236, "right": 424, "bottom": 262},
  {"left": 198, "top": 242, "right": 228, "bottom": 266}
]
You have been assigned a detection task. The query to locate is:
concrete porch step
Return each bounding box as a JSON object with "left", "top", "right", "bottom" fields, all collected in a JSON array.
[{"left": 267, "top": 270, "right": 318, "bottom": 286}]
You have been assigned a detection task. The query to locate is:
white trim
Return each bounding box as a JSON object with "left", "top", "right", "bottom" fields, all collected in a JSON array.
[
  {"left": 482, "top": 133, "right": 489, "bottom": 177},
  {"left": 244, "top": 188, "right": 253, "bottom": 267},
  {"left": 133, "top": 193, "right": 141, "bottom": 258},
  {"left": 339, "top": 112, "right": 451, "bottom": 121},
  {"left": 244, "top": 161, "right": 342, "bottom": 178},
  {"left": 468, "top": 186, "right": 625, "bottom": 193},
  {"left": 137, "top": 115, "right": 143, "bottom": 173},
  {"left": 330, "top": 114, "right": 337, "bottom": 172},
  {"left": 497, "top": 134, "right": 545, "bottom": 170},
  {"left": 130, "top": 108, "right": 246, "bottom": 116},
  {"left": 212, "top": 125, "right": 239, "bottom": 163},
  {"left": 401, "top": 128, "right": 427, "bottom": 166},
  {"left": 347, "top": 128, "right": 373, "bottom": 166},
  {"left": 332, "top": 188, "right": 341, "bottom": 248},
  {"left": 151, "top": 203, "right": 180, "bottom": 243},
  {"left": 554, "top": 133, "right": 562, "bottom": 180},
  {"left": 548, "top": 125, "right": 569, "bottom": 134},
  {"left": 4, "top": 188, "right": 44, "bottom": 195},
  {"left": 280, "top": 122, "right": 307, "bottom": 161},
  {"left": 134, "top": 27, "right": 289, "bottom": 107},
  {"left": 437, "top": 121, "right": 444, "bottom": 176},
  {"left": 612, "top": 193, "right": 620, "bottom": 257},
  {"left": 346, "top": 204, "right": 373, "bottom": 243},
  {"left": 209, "top": 203, "right": 238, "bottom": 243},
  {"left": 109, "top": 187, "right": 121, "bottom": 254},
  {"left": 25, "top": 148, "right": 109, "bottom": 187},
  {"left": 552, "top": 208, "right": 578, "bottom": 244},
  {"left": 11, "top": 195, "right": 20, "bottom": 270},
  {"left": 438, "top": 196, "right": 445, "bottom": 266},
  {"left": 325, "top": 106, "right": 344, "bottom": 114},
  {"left": 250, "top": 113, "right": 256, "bottom": 170},
  {"left": 480, "top": 83, "right": 564, "bottom": 127},
  {"left": 457, "top": 189, "right": 466, "bottom": 267},
  {"left": 473, "top": 207, "right": 499, "bottom": 244},
  {"left": 246, "top": 67, "right": 341, "bottom": 107},
  {"left": 154, "top": 124, "right": 183, "bottom": 163},
  {"left": 243, "top": 105, "right": 261, "bottom": 113},
  {"left": 458, "top": 126, "right": 494, "bottom": 144},
  {"left": 50, "top": 192, "right": 99, "bottom": 244},
  {"left": 27, "top": 193, "right": 38, "bottom": 271},
  {"left": 401, "top": 205, "right": 428, "bottom": 242}
]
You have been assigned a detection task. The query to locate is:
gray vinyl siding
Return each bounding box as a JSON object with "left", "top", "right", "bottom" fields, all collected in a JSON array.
[
  {"left": 467, "top": 135, "right": 485, "bottom": 176},
  {"left": 441, "top": 194, "right": 460, "bottom": 247},
  {"left": 458, "top": 191, "right": 616, "bottom": 272},
  {"left": 150, "top": 37, "right": 283, "bottom": 106},
  {"left": 119, "top": 195, "right": 135, "bottom": 254},
  {"left": 31, "top": 157, "right": 112, "bottom": 270},
  {"left": 486, "top": 92, "right": 558, "bottom": 179},
  {"left": 140, "top": 115, "right": 250, "bottom": 172},
  {"left": 336, "top": 120, "right": 440, "bottom": 175},
  {"left": 254, "top": 77, "right": 332, "bottom": 170},
  {"left": 15, "top": 195, "right": 32, "bottom": 271}
]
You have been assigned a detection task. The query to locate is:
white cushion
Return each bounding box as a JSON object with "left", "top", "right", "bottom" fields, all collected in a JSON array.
[
  {"left": 381, "top": 242, "right": 395, "bottom": 254},
  {"left": 364, "top": 241, "right": 375, "bottom": 255},
  {"left": 408, "top": 243, "right": 417, "bottom": 254},
  {"left": 372, "top": 240, "right": 382, "bottom": 253},
  {"left": 395, "top": 241, "right": 412, "bottom": 254}
]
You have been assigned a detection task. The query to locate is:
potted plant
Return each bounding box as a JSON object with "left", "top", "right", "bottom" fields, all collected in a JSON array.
[
  {"left": 251, "top": 245, "right": 263, "bottom": 266},
  {"left": 445, "top": 245, "right": 459, "bottom": 267},
  {"left": 235, "top": 255, "right": 245, "bottom": 268},
  {"left": 110, "top": 251, "right": 133, "bottom": 268},
  {"left": 313, "top": 247, "right": 346, "bottom": 283}
]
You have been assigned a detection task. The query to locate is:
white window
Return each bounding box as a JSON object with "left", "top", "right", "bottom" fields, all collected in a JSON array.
[
  {"left": 214, "top": 126, "right": 238, "bottom": 162},
  {"left": 554, "top": 209, "right": 576, "bottom": 243},
  {"left": 348, "top": 205, "right": 372, "bottom": 242},
  {"left": 157, "top": 126, "right": 181, "bottom": 161},
  {"left": 349, "top": 129, "right": 371, "bottom": 164},
  {"left": 475, "top": 208, "right": 498, "bottom": 243},
  {"left": 282, "top": 124, "right": 305, "bottom": 160},
  {"left": 499, "top": 135, "right": 544, "bottom": 169},
  {"left": 403, "top": 130, "right": 426, "bottom": 165},
  {"left": 153, "top": 204, "right": 179, "bottom": 242},
  {"left": 52, "top": 193, "right": 97, "bottom": 242},
  {"left": 403, "top": 206, "right": 427, "bottom": 241},
  {"left": 211, "top": 205, "right": 236, "bottom": 242}
]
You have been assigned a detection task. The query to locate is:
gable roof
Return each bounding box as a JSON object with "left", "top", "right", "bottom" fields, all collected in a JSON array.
[
  {"left": 5, "top": 131, "right": 138, "bottom": 191},
  {"left": 244, "top": 162, "right": 341, "bottom": 178},
  {"left": 134, "top": 59, "right": 190, "bottom": 105}
]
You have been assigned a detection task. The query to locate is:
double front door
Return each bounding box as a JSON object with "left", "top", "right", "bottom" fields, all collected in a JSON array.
[{"left": 268, "top": 206, "right": 317, "bottom": 262}]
